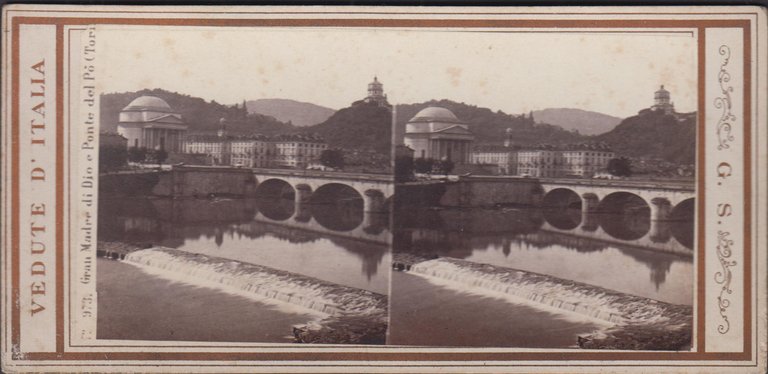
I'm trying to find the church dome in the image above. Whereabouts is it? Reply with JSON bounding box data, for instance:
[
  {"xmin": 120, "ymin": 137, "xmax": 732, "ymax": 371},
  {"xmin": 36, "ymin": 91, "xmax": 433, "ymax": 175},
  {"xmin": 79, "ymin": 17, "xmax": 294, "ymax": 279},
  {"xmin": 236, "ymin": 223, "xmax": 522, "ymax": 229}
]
[
  {"xmin": 409, "ymin": 107, "xmax": 461, "ymax": 123},
  {"xmin": 122, "ymin": 96, "xmax": 173, "ymax": 112}
]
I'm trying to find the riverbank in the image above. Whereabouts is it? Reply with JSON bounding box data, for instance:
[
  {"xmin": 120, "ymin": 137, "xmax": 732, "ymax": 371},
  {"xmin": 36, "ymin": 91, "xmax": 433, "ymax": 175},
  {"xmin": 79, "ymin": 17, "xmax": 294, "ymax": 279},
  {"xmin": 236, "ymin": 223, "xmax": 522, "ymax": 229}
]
[{"xmin": 392, "ymin": 252, "xmax": 692, "ymax": 350}]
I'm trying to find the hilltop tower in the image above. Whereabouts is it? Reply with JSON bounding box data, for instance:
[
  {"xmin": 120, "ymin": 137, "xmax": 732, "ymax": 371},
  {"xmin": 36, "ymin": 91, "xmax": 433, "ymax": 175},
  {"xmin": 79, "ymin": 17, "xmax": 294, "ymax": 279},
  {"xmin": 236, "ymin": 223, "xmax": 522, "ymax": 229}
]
[
  {"xmin": 651, "ymin": 85, "xmax": 675, "ymax": 115},
  {"xmin": 365, "ymin": 76, "xmax": 389, "ymax": 107}
]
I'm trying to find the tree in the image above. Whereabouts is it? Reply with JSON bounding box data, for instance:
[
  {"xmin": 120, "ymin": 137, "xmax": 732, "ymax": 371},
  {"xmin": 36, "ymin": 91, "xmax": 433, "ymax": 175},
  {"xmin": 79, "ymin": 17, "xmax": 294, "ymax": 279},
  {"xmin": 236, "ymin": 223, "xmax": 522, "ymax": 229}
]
[
  {"xmin": 394, "ymin": 155, "xmax": 414, "ymax": 182},
  {"xmin": 413, "ymin": 158, "xmax": 434, "ymax": 174},
  {"xmin": 320, "ymin": 149, "xmax": 345, "ymax": 169},
  {"xmin": 435, "ymin": 159, "xmax": 455, "ymax": 175},
  {"xmin": 99, "ymin": 145, "xmax": 127, "ymax": 172},
  {"xmin": 127, "ymin": 146, "xmax": 147, "ymax": 163},
  {"xmin": 607, "ymin": 157, "xmax": 633, "ymax": 177},
  {"xmin": 155, "ymin": 149, "xmax": 169, "ymax": 166}
]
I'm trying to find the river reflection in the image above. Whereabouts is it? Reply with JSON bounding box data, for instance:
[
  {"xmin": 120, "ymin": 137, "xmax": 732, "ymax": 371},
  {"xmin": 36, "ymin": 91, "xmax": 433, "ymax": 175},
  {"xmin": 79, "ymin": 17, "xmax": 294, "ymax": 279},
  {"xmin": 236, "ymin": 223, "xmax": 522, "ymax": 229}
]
[
  {"xmin": 99, "ymin": 197, "xmax": 391, "ymax": 294},
  {"xmin": 394, "ymin": 206, "xmax": 694, "ymax": 305}
]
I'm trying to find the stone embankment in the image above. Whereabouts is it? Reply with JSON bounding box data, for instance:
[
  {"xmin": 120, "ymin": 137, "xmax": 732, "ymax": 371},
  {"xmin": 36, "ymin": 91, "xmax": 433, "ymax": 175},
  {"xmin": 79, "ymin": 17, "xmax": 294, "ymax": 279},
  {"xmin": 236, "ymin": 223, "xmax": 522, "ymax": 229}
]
[
  {"xmin": 393, "ymin": 252, "xmax": 692, "ymax": 350},
  {"xmin": 99, "ymin": 243, "xmax": 387, "ymax": 344}
]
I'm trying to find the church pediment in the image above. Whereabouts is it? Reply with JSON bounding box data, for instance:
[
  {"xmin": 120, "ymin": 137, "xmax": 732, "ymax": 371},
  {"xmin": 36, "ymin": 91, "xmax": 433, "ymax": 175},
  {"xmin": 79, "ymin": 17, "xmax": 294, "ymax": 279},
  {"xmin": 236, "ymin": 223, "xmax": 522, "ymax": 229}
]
[
  {"xmin": 433, "ymin": 125, "xmax": 472, "ymax": 135},
  {"xmin": 146, "ymin": 113, "xmax": 183, "ymax": 124}
]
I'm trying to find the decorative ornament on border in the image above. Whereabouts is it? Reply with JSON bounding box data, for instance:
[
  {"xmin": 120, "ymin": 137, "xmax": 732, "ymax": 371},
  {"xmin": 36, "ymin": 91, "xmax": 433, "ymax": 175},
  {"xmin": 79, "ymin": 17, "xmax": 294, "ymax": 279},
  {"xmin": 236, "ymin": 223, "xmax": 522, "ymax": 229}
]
[
  {"xmin": 714, "ymin": 45, "xmax": 735, "ymax": 150},
  {"xmin": 712, "ymin": 43, "xmax": 737, "ymax": 335}
]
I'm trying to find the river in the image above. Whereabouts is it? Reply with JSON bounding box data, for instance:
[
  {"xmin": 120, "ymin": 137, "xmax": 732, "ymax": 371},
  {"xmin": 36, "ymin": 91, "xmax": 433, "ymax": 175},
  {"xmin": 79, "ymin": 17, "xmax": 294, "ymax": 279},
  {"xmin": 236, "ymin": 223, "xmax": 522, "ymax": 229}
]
[{"xmin": 96, "ymin": 195, "xmax": 693, "ymax": 348}]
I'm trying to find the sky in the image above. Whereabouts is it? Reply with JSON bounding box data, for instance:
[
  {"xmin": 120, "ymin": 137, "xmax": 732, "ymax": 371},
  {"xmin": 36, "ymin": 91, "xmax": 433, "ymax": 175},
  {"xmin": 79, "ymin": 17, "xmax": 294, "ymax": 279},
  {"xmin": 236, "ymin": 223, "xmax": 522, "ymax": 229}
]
[{"xmin": 98, "ymin": 26, "xmax": 697, "ymax": 119}]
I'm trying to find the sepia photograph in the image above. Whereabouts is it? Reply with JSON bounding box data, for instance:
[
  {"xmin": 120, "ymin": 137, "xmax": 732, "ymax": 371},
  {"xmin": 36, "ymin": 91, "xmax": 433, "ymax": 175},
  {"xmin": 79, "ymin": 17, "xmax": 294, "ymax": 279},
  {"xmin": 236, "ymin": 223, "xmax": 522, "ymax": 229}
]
[
  {"xmin": 3, "ymin": 5, "xmax": 767, "ymax": 373},
  {"xmin": 91, "ymin": 26, "xmax": 696, "ymax": 349}
]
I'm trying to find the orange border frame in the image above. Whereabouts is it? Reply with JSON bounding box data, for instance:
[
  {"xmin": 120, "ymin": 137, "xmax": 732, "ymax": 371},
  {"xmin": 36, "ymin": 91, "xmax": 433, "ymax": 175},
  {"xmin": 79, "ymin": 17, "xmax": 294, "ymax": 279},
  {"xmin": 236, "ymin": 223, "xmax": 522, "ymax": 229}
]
[{"xmin": 6, "ymin": 14, "xmax": 755, "ymax": 363}]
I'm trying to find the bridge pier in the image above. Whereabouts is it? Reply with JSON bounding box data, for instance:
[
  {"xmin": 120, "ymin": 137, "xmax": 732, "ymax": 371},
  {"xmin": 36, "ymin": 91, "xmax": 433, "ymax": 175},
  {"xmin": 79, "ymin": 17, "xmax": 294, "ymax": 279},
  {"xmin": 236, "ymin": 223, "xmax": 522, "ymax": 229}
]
[
  {"xmin": 581, "ymin": 193, "xmax": 600, "ymax": 232},
  {"xmin": 362, "ymin": 211, "xmax": 388, "ymax": 235},
  {"xmin": 294, "ymin": 184, "xmax": 312, "ymax": 204},
  {"xmin": 649, "ymin": 197, "xmax": 673, "ymax": 242},
  {"xmin": 293, "ymin": 201, "xmax": 312, "ymax": 223},
  {"xmin": 363, "ymin": 190, "xmax": 388, "ymax": 213}
]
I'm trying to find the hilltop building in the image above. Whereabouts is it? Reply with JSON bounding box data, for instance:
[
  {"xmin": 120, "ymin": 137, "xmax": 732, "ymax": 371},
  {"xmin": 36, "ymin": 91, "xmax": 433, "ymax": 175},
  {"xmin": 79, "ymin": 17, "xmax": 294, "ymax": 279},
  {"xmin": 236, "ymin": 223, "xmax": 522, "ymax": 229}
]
[
  {"xmin": 116, "ymin": 96, "xmax": 188, "ymax": 153},
  {"xmin": 651, "ymin": 85, "xmax": 675, "ymax": 115},
  {"xmin": 363, "ymin": 76, "xmax": 390, "ymax": 107},
  {"xmin": 404, "ymin": 107, "xmax": 475, "ymax": 164}
]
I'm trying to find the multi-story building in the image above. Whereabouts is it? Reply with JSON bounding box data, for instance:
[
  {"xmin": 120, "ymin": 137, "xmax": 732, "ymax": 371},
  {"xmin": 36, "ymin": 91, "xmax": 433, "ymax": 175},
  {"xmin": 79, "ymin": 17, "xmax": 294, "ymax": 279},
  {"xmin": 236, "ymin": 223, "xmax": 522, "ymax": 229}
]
[
  {"xmin": 271, "ymin": 134, "xmax": 328, "ymax": 168},
  {"xmin": 230, "ymin": 135, "xmax": 273, "ymax": 168},
  {"xmin": 559, "ymin": 144, "xmax": 615, "ymax": 177},
  {"xmin": 513, "ymin": 144, "xmax": 615, "ymax": 178},
  {"xmin": 470, "ymin": 145, "xmax": 518, "ymax": 175},
  {"xmin": 184, "ymin": 134, "xmax": 230, "ymax": 165},
  {"xmin": 517, "ymin": 147, "xmax": 561, "ymax": 178}
]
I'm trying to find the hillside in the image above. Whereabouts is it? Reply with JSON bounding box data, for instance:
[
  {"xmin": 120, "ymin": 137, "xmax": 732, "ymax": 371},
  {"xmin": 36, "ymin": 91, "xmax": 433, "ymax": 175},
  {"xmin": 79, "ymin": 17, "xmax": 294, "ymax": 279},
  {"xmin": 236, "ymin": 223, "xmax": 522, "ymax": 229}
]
[
  {"xmin": 532, "ymin": 108, "xmax": 622, "ymax": 136},
  {"xmin": 100, "ymin": 89, "xmax": 296, "ymax": 135},
  {"xmin": 301, "ymin": 101, "xmax": 391, "ymax": 153},
  {"xmin": 246, "ymin": 99, "xmax": 335, "ymax": 127},
  {"xmin": 595, "ymin": 110, "xmax": 696, "ymax": 164},
  {"xmin": 394, "ymin": 100, "xmax": 586, "ymax": 148}
]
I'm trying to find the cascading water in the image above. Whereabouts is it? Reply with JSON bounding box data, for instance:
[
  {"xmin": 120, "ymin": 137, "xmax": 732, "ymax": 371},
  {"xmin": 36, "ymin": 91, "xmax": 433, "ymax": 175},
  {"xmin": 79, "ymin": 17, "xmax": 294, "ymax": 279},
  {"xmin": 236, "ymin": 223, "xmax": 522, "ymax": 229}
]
[
  {"xmin": 408, "ymin": 257, "xmax": 685, "ymax": 325},
  {"xmin": 123, "ymin": 247, "xmax": 387, "ymax": 318}
]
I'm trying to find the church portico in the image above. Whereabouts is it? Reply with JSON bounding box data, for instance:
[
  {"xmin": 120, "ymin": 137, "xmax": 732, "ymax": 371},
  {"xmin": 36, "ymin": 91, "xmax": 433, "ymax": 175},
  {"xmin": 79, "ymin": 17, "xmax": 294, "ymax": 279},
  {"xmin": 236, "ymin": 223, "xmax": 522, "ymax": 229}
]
[
  {"xmin": 117, "ymin": 95, "xmax": 188, "ymax": 153},
  {"xmin": 403, "ymin": 106, "xmax": 475, "ymax": 164}
]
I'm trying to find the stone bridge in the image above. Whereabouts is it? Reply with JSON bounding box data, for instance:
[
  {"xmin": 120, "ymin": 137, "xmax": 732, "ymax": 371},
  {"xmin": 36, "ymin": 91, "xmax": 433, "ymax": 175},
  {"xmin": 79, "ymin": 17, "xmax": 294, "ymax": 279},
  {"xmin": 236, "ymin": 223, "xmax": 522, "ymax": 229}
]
[
  {"xmin": 154, "ymin": 165, "xmax": 394, "ymax": 213},
  {"xmin": 535, "ymin": 179, "xmax": 695, "ymax": 248}
]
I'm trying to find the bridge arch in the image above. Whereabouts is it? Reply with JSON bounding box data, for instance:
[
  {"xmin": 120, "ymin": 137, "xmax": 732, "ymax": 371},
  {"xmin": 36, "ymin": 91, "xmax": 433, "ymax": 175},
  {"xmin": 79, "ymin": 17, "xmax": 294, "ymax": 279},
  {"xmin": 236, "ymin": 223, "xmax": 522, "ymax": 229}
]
[
  {"xmin": 310, "ymin": 183, "xmax": 364, "ymax": 232},
  {"xmin": 255, "ymin": 178, "xmax": 295, "ymax": 199},
  {"xmin": 542, "ymin": 188, "xmax": 582, "ymax": 209},
  {"xmin": 670, "ymin": 198, "xmax": 695, "ymax": 249},
  {"xmin": 597, "ymin": 191, "xmax": 651, "ymax": 241},
  {"xmin": 542, "ymin": 188, "xmax": 582, "ymax": 230},
  {"xmin": 257, "ymin": 196, "xmax": 295, "ymax": 221}
]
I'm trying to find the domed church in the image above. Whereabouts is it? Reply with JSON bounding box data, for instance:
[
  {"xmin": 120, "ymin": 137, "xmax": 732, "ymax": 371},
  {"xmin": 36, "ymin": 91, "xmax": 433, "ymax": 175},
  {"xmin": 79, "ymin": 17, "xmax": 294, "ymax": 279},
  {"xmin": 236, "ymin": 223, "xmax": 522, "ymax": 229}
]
[
  {"xmin": 403, "ymin": 106, "xmax": 474, "ymax": 164},
  {"xmin": 116, "ymin": 95, "xmax": 188, "ymax": 153}
]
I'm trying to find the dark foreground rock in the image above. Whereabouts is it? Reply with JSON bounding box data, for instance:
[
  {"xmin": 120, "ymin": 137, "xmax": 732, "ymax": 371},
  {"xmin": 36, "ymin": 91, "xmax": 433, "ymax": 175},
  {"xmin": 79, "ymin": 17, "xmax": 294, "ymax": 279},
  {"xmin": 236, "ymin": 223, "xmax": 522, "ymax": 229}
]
[{"xmin": 293, "ymin": 315, "xmax": 388, "ymax": 345}]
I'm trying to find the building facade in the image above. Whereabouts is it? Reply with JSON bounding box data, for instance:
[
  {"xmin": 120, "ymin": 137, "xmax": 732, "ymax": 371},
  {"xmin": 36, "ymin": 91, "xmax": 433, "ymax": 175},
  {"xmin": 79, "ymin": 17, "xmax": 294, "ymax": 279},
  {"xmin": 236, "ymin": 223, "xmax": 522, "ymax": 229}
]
[
  {"xmin": 184, "ymin": 134, "xmax": 230, "ymax": 165},
  {"xmin": 404, "ymin": 107, "xmax": 475, "ymax": 164},
  {"xmin": 117, "ymin": 96, "xmax": 188, "ymax": 152},
  {"xmin": 559, "ymin": 144, "xmax": 615, "ymax": 177},
  {"xmin": 230, "ymin": 135, "xmax": 273, "ymax": 168},
  {"xmin": 470, "ymin": 145, "xmax": 518, "ymax": 175},
  {"xmin": 473, "ymin": 143, "xmax": 615, "ymax": 178},
  {"xmin": 271, "ymin": 134, "xmax": 328, "ymax": 168},
  {"xmin": 517, "ymin": 148, "xmax": 561, "ymax": 178}
]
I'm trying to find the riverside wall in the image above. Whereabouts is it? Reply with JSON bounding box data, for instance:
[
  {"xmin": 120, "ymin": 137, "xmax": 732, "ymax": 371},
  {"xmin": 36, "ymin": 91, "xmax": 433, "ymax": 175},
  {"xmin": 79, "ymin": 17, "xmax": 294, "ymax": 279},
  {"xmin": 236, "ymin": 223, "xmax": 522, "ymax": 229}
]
[
  {"xmin": 99, "ymin": 168, "xmax": 257, "ymax": 197},
  {"xmin": 438, "ymin": 177, "xmax": 540, "ymax": 207}
]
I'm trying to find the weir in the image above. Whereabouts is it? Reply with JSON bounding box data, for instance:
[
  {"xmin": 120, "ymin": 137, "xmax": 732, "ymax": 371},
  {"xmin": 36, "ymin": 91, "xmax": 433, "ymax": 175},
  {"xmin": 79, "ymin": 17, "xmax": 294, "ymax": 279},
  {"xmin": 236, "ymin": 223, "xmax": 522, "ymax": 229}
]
[
  {"xmin": 404, "ymin": 256, "xmax": 691, "ymax": 328},
  {"xmin": 123, "ymin": 248, "xmax": 388, "ymax": 318}
]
